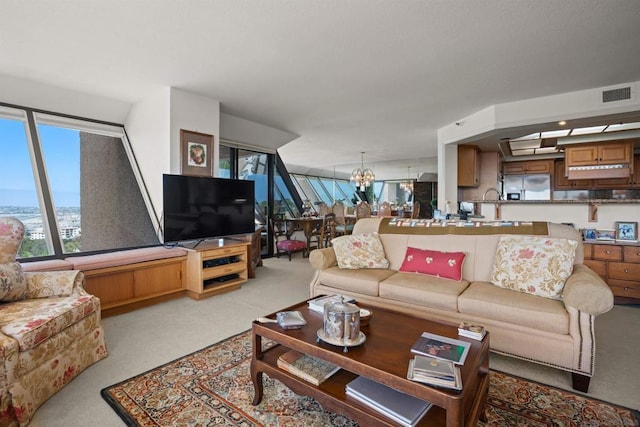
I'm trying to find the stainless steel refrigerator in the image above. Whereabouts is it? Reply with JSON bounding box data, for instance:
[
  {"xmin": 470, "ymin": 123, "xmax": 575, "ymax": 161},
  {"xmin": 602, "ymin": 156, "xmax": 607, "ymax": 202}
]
[{"xmin": 503, "ymin": 174, "xmax": 551, "ymax": 201}]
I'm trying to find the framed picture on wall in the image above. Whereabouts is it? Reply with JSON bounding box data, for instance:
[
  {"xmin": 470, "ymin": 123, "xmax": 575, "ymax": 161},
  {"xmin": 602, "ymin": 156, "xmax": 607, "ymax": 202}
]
[
  {"xmin": 180, "ymin": 129, "xmax": 214, "ymax": 177},
  {"xmin": 615, "ymin": 221, "xmax": 638, "ymax": 242}
]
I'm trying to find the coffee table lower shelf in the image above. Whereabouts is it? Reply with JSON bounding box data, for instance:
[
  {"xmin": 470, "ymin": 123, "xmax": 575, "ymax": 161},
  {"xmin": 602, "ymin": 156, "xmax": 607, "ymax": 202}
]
[{"xmin": 252, "ymin": 343, "xmax": 487, "ymax": 427}]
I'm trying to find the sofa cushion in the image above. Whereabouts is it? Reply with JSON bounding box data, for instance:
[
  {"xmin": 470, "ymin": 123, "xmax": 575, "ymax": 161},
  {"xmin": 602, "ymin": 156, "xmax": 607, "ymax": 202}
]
[
  {"xmin": 331, "ymin": 233, "xmax": 390, "ymax": 269},
  {"xmin": 490, "ymin": 235, "xmax": 577, "ymax": 299},
  {"xmin": 399, "ymin": 247, "xmax": 466, "ymax": 281},
  {"xmin": 0, "ymin": 262, "xmax": 27, "ymax": 302},
  {"xmin": 65, "ymin": 246, "xmax": 187, "ymax": 271},
  {"xmin": 0, "ymin": 295, "xmax": 99, "ymax": 351},
  {"xmin": 318, "ymin": 267, "xmax": 395, "ymax": 296},
  {"xmin": 458, "ymin": 282, "xmax": 569, "ymax": 335},
  {"xmin": 379, "ymin": 272, "xmax": 470, "ymax": 312}
]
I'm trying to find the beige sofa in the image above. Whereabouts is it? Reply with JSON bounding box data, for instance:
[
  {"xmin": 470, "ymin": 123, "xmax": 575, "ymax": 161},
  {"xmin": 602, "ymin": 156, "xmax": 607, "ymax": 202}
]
[
  {"xmin": 0, "ymin": 217, "xmax": 108, "ymax": 426},
  {"xmin": 309, "ymin": 217, "xmax": 614, "ymax": 392}
]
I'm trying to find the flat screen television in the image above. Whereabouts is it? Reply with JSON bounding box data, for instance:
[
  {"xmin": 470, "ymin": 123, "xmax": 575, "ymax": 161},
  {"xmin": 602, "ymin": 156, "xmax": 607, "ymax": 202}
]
[{"xmin": 162, "ymin": 174, "xmax": 255, "ymax": 244}]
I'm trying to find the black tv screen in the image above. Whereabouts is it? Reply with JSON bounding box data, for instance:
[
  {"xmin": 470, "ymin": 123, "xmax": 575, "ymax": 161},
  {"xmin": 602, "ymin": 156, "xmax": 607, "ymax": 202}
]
[{"xmin": 162, "ymin": 174, "xmax": 255, "ymax": 243}]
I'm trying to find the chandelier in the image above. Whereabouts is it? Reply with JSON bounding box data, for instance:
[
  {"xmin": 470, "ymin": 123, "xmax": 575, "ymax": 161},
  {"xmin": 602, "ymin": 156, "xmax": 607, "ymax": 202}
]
[
  {"xmin": 350, "ymin": 152, "xmax": 375, "ymax": 191},
  {"xmin": 400, "ymin": 166, "xmax": 414, "ymax": 194}
]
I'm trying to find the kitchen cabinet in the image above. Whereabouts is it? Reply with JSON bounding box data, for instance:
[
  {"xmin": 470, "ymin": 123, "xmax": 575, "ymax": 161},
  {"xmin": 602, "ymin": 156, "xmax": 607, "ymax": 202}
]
[
  {"xmin": 553, "ymin": 160, "xmax": 591, "ymax": 190},
  {"xmin": 458, "ymin": 145, "xmax": 480, "ymax": 187},
  {"xmin": 503, "ymin": 159, "xmax": 553, "ymax": 175},
  {"xmin": 583, "ymin": 242, "xmax": 640, "ymax": 304},
  {"xmin": 564, "ymin": 140, "xmax": 633, "ymax": 180},
  {"xmin": 592, "ymin": 155, "xmax": 640, "ymax": 189}
]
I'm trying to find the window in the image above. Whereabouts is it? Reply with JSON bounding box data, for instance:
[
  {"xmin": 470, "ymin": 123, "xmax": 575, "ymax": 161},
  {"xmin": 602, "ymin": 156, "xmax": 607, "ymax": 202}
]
[{"xmin": 0, "ymin": 105, "xmax": 159, "ymax": 259}]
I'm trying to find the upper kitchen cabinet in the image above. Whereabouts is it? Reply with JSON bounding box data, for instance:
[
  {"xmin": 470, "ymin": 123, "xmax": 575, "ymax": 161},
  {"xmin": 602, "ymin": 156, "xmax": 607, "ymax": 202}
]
[
  {"xmin": 503, "ymin": 159, "xmax": 553, "ymax": 175},
  {"xmin": 458, "ymin": 144, "xmax": 480, "ymax": 187},
  {"xmin": 564, "ymin": 140, "xmax": 634, "ymax": 180}
]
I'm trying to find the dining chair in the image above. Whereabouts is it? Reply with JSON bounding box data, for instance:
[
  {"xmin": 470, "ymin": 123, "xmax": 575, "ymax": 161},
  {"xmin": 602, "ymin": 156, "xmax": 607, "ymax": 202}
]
[
  {"xmin": 332, "ymin": 201, "xmax": 354, "ymax": 236},
  {"xmin": 378, "ymin": 201, "xmax": 392, "ymax": 217},
  {"xmin": 318, "ymin": 202, "xmax": 331, "ymax": 218},
  {"xmin": 320, "ymin": 213, "xmax": 337, "ymax": 248},
  {"xmin": 271, "ymin": 218, "xmax": 307, "ymax": 260},
  {"xmin": 411, "ymin": 201, "xmax": 421, "ymax": 219},
  {"xmin": 355, "ymin": 201, "xmax": 372, "ymax": 219}
]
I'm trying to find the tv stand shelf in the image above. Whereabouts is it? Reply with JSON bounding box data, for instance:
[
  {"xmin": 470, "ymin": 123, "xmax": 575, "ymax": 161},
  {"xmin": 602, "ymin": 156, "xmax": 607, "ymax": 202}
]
[{"xmin": 185, "ymin": 240, "xmax": 250, "ymax": 300}]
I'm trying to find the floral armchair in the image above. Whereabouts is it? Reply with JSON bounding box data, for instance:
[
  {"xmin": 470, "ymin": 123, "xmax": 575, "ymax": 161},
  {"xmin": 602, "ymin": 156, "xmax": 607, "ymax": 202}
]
[{"xmin": 0, "ymin": 217, "xmax": 107, "ymax": 426}]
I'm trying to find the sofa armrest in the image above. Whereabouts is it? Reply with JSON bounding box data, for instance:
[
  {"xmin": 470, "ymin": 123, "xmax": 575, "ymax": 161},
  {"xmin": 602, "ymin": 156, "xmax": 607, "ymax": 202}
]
[
  {"xmin": 24, "ymin": 270, "xmax": 88, "ymax": 298},
  {"xmin": 562, "ymin": 264, "xmax": 613, "ymax": 316},
  {"xmin": 309, "ymin": 248, "xmax": 337, "ymax": 270}
]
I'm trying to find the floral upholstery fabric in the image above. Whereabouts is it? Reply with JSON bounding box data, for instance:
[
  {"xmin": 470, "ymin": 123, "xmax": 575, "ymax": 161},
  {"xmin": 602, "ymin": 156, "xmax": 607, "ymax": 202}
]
[
  {"xmin": 0, "ymin": 295, "xmax": 99, "ymax": 352},
  {"xmin": 331, "ymin": 232, "xmax": 390, "ymax": 269},
  {"xmin": 490, "ymin": 235, "xmax": 578, "ymax": 299},
  {"xmin": 0, "ymin": 217, "xmax": 24, "ymax": 264},
  {"xmin": 25, "ymin": 270, "xmax": 81, "ymax": 298},
  {"xmin": 0, "ymin": 217, "xmax": 108, "ymax": 426},
  {"xmin": 0, "ymin": 263, "xmax": 27, "ymax": 302}
]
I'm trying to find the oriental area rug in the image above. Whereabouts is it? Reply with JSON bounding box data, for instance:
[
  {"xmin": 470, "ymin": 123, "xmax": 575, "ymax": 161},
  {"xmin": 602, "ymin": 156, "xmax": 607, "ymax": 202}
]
[{"xmin": 101, "ymin": 331, "xmax": 639, "ymax": 426}]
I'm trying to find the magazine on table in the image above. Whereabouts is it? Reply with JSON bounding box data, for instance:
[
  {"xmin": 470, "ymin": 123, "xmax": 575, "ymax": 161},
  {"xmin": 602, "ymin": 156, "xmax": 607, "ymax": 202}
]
[
  {"xmin": 276, "ymin": 350, "xmax": 340, "ymax": 386},
  {"xmin": 307, "ymin": 294, "xmax": 355, "ymax": 313},
  {"xmin": 407, "ymin": 355, "xmax": 462, "ymax": 391},
  {"xmin": 410, "ymin": 332, "xmax": 471, "ymax": 365},
  {"xmin": 457, "ymin": 322, "xmax": 486, "ymax": 341}
]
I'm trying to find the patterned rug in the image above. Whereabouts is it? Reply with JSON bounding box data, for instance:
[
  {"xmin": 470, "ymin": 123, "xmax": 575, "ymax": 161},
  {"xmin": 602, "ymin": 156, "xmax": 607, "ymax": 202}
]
[{"xmin": 101, "ymin": 330, "xmax": 639, "ymax": 426}]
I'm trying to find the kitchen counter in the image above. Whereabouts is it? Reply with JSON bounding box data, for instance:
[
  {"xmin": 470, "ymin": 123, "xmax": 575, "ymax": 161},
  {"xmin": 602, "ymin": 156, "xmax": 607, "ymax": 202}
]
[
  {"xmin": 471, "ymin": 199, "xmax": 640, "ymax": 228},
  {"xmin": 472, "ymin": 199, "xmax": 640, "ymax": 204}
]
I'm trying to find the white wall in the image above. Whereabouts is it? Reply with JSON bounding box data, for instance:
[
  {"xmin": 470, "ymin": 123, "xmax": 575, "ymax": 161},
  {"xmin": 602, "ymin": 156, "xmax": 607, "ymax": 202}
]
[
  {"xmin": 169, "ymin": 88, "xmax": 220, "ymax": 175},
  {"xmin": 124, "ymin": 87, "xmax": 172, "ymax": 232},
  {"xmin": 479, "ymin": 202, "xmax": 640, "ymax": 231},
  {"xmin": 220, "ymin": 113, "xmax": 299, "ymax": 152},
  {"xmin": 0, "ymin": 73, "xmax": 131, "ymax": 123}
]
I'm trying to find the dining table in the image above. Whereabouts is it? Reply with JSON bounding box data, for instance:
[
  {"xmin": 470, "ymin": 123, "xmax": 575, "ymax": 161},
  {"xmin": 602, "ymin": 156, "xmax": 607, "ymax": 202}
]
[{"xmin": 283, "ymin": 217, "xmax": 324, "ymax": 251}]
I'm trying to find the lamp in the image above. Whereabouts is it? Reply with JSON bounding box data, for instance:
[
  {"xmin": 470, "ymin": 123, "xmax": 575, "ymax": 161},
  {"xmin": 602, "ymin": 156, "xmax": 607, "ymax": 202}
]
[
  {"xmin": 400, "ymin": 166, "xmax": 413, "ymax": 194},
  {"xmin": 350, "ymin": 152, "xmax": 375, "ymax": 191}
]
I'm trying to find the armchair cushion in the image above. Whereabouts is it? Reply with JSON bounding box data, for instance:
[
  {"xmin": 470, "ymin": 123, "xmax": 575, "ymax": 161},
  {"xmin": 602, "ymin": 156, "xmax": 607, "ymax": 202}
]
[
  {"xmin": 0, "ymin": 295, "xmax": 99, "ymax": 352},
  {"xmin": 0, "ymin": 262, "xmax": 27, "ymax": 302},
  {"xmin": 25, "ymin": 270, "xmax": 83, "ymax": 298}
]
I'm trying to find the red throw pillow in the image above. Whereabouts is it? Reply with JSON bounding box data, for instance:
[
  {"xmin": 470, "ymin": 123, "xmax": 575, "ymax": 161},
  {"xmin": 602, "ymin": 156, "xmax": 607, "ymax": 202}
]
[{"xmin": 399, "ymin": 247, "xmax": 466, "ymax": 281}]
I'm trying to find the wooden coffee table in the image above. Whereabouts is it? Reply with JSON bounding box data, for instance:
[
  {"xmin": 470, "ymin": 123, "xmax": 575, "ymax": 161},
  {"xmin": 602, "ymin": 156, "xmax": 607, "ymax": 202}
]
[{"xmin": 251, "ymin": 300, "xmax": 489, "ymax": 427}]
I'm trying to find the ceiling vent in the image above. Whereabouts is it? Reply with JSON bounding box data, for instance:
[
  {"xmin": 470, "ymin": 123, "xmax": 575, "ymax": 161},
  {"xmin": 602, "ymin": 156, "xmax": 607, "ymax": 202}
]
[{"xmin": 602, "ymin": 86, "xmax": 631, "ymax": 103}]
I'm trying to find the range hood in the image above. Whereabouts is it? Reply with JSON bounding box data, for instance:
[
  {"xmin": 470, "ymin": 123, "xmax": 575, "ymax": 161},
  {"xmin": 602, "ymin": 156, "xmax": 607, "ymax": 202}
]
[{"xmin": 567, "ymin": 164, "xmax": 631, "ymax": 180}]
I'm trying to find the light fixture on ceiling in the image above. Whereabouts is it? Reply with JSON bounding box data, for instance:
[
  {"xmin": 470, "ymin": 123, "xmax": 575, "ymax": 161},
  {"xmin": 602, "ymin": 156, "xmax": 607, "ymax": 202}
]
[
  {"xmin": 558, "ymin": 120, "xmax": 567, "ymax": 126},
  {"xmin": 350, "ymin": 152, "xmax": 375, "ymax": 191},
  {"xmin": 400, "ymin": 166, "xmax": 413, "ymax": 194}
]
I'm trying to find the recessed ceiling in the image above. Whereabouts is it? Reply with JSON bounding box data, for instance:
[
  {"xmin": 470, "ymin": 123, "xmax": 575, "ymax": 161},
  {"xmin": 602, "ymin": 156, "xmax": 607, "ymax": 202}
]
[{"xmin": 1, "ymin": 0, "xmax": 639, "ymax": 179}]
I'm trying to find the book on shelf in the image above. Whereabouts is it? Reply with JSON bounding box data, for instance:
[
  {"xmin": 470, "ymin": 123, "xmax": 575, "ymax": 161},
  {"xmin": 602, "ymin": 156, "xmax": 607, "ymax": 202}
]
[
  {"xmin": 276, "ymin": 350, "xmax": 340, "ymax": 386},
  {"xmin": 457, "ymin": 322, "xmax": 486, "ymax": 341},
  {"xmin": 407, "ymin": 355, "xmax": 462, "ymax": 391},
  {"xmin": 307, "ymin": 294, "xmax": 355, "ymax": 313},
  {"xmin": 410, "ymin": 331, "xmax": 471, "ymax": 365},
  {"xmin": 345, "ymin": 376, "xmax": 432, "ymax": 427}
]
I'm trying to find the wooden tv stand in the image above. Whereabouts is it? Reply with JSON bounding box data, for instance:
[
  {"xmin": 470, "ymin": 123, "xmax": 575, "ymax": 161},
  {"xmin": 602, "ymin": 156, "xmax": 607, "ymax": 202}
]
[{"xmin": 185, "ymin": 239, "xmax": 250, "ymax": 300}]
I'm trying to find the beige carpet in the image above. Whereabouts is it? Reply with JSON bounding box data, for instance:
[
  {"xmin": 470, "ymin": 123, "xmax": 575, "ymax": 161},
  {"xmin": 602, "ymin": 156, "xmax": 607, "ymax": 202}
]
[{"xmin": 27, "ymin": 256, "xmax": 640, "ymax": 426}]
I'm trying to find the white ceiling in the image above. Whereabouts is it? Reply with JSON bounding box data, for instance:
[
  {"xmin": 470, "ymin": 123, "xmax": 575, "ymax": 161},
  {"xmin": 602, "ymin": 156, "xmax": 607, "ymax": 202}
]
[{"xmin": 1, "ymin": 0, "xmax": 640, "ymax": 180}]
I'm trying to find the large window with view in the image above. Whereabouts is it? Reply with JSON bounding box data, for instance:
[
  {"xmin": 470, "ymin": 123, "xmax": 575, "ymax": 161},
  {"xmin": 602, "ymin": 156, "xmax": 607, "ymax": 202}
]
[{"xmin": 0, "ymin": 105, "xmax": 158, "ymax": 260}]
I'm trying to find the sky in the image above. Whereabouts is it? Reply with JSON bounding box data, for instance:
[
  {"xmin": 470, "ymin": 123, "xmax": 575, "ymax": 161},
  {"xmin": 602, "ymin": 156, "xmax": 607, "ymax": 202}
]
[{"xmin": 0, "ymin": 118, "xmax": 80, "ymax": 207}]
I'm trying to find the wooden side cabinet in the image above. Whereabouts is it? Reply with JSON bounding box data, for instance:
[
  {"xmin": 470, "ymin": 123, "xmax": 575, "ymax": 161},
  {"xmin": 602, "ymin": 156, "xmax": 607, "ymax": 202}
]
[
  {"xmin": 583, "ymin": 242, "xmax": 640, "ymax": 304},
  {"xmin": 185, "ymin": 240, "xmax": 250, "ymax": 300},
  {"xmin": 503, "ymin": 159, "xmax": 553, "ymax": 175},
  {"xmin": 458, "ymin": 145, "xmax": 480, "ymax": 187}
]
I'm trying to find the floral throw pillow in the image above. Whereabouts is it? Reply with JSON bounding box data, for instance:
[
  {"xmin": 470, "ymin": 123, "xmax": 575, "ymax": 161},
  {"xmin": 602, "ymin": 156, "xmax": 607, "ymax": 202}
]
[
  {"xmin": 331, "ymin": 233, "xmax": 390, "ymax": 269},
  {"xmin": 399, "ymin": 247, "xmax": 466, "ymax": 281},
  {"xmin": 490, "ymin": 235, "xmax": 578, "ymax": 299},
  {"xmin": 0, "ymin": 262, "xmax": 27, "ymax": 302}
]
